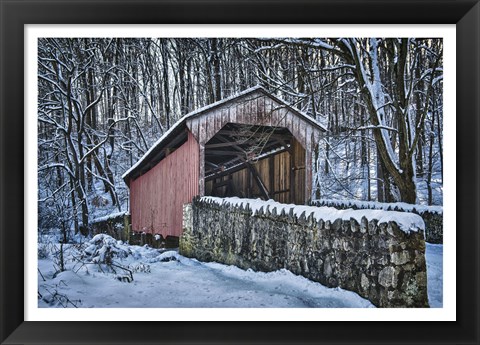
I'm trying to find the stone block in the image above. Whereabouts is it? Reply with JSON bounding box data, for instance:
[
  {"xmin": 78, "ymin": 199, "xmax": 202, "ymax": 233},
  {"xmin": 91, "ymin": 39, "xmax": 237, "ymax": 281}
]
[
  {"xmin": 332, "ymin": 219, "xmax": 343, "ymax": 231},
  {"xmin": 368, "ymin": 219, "xmax": 378, "ymax": 235},
  {"xmin": 350, "ymin": 218, "xmax": 360, "ymax": 233},
  {"xmin": 317, "ymin": 219, "xmax": 325, "ymax": 229},
  {"xmin": 360, "ymin": 273, "xmax": 370, "ymax": 292},
  {"xmin": 390, "ymin": 250, "xmax": 411, "ymax": 265},
  {"xmin": 361, "ymin": 217, "xmax": 369, "ymax": 233},
  {"xmin": 325, "ymin": 220, "xmax": 331, "ymax": 230},
  {"xmin": 342, "ymin": 220, "xmax": 351, "ymax": 234},
  {"xmin": 378, "ymin": 266, "xmax": 401, "ymax": 289}
]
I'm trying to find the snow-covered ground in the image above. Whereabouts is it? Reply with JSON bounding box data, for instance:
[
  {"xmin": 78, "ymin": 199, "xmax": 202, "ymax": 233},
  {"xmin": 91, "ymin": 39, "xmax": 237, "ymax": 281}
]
[
  {"xmin": 425, "ymin": 243, "xmax": 443, "ymax": 308},
  {"xmin": 37, "ymin": 235, "xmax": 442, "ymax": 308}
]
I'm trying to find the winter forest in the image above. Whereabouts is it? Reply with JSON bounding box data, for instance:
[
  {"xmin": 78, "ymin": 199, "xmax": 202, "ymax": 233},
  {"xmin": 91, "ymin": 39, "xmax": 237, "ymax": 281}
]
[{"xmin": 37, "ymin": 37, "xmax": 443, "ymax": 239}]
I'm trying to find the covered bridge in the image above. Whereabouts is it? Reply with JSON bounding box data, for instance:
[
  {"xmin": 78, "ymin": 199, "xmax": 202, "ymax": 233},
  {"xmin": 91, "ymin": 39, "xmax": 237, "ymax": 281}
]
[{"xmin": 123, "ymin": 86, "xmax": 326, "ymax": 240}]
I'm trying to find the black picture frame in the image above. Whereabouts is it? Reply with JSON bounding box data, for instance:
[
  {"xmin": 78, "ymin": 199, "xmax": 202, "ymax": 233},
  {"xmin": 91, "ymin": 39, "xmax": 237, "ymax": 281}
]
[{"xmin": 1, "ymin": 0, "xmax": 479, "ymax": 344}]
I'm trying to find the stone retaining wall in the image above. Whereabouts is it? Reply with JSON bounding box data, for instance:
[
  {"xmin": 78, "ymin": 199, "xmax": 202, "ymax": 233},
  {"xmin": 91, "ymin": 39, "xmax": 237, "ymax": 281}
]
[
  {"xmin": 90, "ymin": 212, "xmax": 130, "ymax": 242},
  {"xmin": 180, "ymin": 197, "xmax": 429, "ymax": 308},
  {"xmin": 90, "ymin": 213, "xmax": 179, "ymax": 248},
  {"xmin": 310, "ymin": 199, "xmax": 443, "ymax": 244}
]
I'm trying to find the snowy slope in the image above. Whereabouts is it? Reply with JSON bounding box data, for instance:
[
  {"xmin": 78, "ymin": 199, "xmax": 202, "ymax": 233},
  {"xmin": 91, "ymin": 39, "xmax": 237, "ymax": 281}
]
[{"xmin": 37, "ymin": 237, "xmax": 442, "ymax": 309}]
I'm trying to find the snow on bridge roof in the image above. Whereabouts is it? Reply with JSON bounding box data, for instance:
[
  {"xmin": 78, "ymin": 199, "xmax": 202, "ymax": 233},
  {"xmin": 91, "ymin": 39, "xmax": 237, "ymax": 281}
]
[{"xmin": 122, "ymin": 85, "xmax": 327, "ymax": 182}]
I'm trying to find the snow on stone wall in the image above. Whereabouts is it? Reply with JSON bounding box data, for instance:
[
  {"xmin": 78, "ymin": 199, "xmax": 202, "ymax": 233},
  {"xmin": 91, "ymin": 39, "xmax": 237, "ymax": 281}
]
[
  {"xmin": 310, "ymin": 199, "xmax": 443, "ymax": 244},
  {"xmin": 180, "ymin": 197, "xmax": 429, "ymax": 308},
  {"xmin": 90, "ymin": 212, "xmax": 179, "ymax": 248},
  {"xmin": 90, "ymin": 212, "xmax": 129, "ymax": 242}
]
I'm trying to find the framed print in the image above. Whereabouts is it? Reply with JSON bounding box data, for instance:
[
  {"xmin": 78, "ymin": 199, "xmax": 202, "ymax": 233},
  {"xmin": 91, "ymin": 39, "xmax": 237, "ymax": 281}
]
[{"xmin": 1, "ymin": 0, "xmax": 479, "ymax": 344}]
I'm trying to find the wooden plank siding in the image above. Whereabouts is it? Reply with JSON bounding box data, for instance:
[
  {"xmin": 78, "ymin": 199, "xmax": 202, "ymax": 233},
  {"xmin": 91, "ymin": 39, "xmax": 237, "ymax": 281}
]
[
  {"xmin": 186, "ymin": 91, "xmax": 323, "ymax": 148},
  {"xmin": 129, "ymin": 131, "xmax": 199, "ymax": 238}
]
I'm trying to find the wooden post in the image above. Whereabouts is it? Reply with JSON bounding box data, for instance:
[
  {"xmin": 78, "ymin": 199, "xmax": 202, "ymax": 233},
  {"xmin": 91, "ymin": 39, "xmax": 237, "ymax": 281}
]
[
  {"xmin": 123, "ymin": 214, "xmax": 131, "ymax": 243},
  {"xmin": 199, "ymin": 144, "xmax": 205, "ymax": 196},
  {"xmin": 247, "ymin": 166, "xmax": 251, "ymax": 198},
  {"xmin": 247, "ymin": 163, "xmax": 270, "ymax": 200},
  {"xmin": 269, "ymin": 156, "xmax": 275, "ymax": 199},
  {"xmin": 305, "ymin": 141, "xmax": 313, "ymax": 204},
  {"xmin": 289, "ymin": 141, "xmax": 295, "ymax": 204}
]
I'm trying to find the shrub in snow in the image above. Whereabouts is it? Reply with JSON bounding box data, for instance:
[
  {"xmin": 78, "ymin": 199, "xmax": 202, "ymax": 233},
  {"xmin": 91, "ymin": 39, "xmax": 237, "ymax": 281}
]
[
  {"xmin": 115, "ymin": 274, "xmax": 133, "ymax": 283},
  {"xmin": 80, "ymin": 234, "xmax": 134, "ymax": 281},
  {"xmin": 128, "ymin": 262, "xmax": 151, "ymax": 273},
  {"xmin": 83, "ymin": 234, "xmax": 131, "ymax": 264},
  {"xmin": 38, "ymin": 243, "xmax": 51, "ymax": 259}
]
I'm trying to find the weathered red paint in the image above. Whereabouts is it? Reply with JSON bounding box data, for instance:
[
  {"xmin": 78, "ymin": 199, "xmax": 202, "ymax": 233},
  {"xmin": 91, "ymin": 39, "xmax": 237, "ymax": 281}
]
[{"xmin": 129, "ymin": 131, "xmax": 199, "ymax": 238}]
